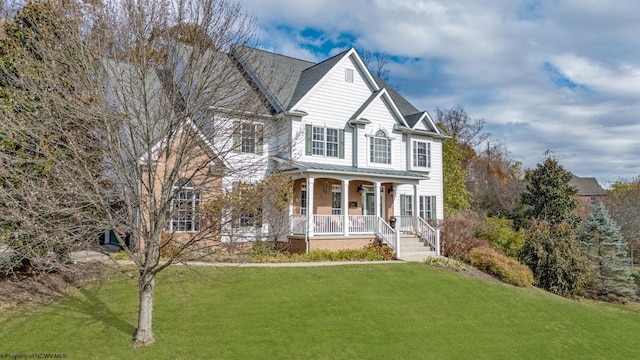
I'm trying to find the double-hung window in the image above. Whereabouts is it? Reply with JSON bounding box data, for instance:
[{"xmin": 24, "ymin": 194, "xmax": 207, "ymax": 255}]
[
  {"xmin": 305, "ymin": 125, "xmax": 344, "ymax": 158},
  {"xmin": 400, "ymin": 194, "xmax": 413, "ymax": 217},
  {"xmin": 167, "ymin": 180, "xmax": 201, "ymax": 232},
  {"xmin": 233, "ymin": 121, "xmax": 263, "ymax": 155},
  {"xmin": 413, "ymin": 141, "xmax": 431, "ymax": 168},
  {"xmin": 370, "ymin": 130, "xmax": 391, "ymax": 164},
  {"xmin": 419, "ymin": 195, "xmax": 437, "ymax": 220}
]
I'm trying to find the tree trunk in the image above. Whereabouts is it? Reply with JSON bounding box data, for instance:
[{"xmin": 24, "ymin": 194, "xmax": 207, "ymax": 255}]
[{"xmin": 134, "ymin": 271, "xmax": 156, "ymax": 346}]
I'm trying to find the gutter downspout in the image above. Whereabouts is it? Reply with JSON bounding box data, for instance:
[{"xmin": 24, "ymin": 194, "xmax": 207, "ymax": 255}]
[
  {"xmin": 347, "ymin": 121, "xmax": 358, "ymax": 168},
  {"xmin": 305, "ymin": 173, "xmax": 310, "ymax": 253}
]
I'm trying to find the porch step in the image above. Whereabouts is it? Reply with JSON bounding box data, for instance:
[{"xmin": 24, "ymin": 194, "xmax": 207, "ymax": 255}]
[{"xmin": 397, "ymin": 234, "xmax": 438, "ymax": 262}]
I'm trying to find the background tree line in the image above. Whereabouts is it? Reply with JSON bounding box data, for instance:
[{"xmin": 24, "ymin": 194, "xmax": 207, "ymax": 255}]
[{"xmin": 437, "ymin": 105, "xmax": 638, "ymax": 302}]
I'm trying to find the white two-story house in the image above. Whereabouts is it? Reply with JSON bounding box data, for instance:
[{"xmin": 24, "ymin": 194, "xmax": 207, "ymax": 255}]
[
  {"xmin": 221, "ymin": 46, "xmax": 446, "ymax": 258},
  {"xmin": 104, "ymin": 43, "xmax": 445, "ymax": 259}
]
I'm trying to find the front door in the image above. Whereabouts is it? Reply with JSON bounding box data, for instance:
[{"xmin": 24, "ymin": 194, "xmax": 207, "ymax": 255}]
[
  {"xmin": 362, "ymin": 186, "xmax": 386, "ymax": 218},
  {"xmin": 364, "ymin": 192, "xmax": 375, "ymax": 215}
]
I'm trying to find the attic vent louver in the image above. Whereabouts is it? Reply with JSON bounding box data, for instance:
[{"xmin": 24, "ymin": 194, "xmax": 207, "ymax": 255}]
[{"xmin": 345, "ymin": 68, "xmax": 354, "ymax": 82}]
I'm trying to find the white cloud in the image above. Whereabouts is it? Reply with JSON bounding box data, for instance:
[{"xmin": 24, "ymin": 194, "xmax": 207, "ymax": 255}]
[{"xmin": 236, "ymin": 0, "xmax": 640, "ymax": 183}]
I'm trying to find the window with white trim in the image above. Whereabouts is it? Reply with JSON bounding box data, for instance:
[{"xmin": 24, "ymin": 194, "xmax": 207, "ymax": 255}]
[
  {"xmin": 331, "ymin": 185, "xmax": 342, "ymax": 215},
  {"xmin": 419, "ymin": 195, "xmax": 437, "ymax": 220},
  {"xmin": 412, "ymin": 140, "xmax": 431, "ymax": 168},
  {"xmin": 370, "ymin": 130, "xmax": 391, "ymax": 164},
  {"xmin": 400, "ymin": 194, "xmax": 413, "ymax": 216},
  {"xmin": 233, "ymin": 121, "xmax": 263, "ymax": 155},
  {"xmin": 305, "ymin": 125, "xmax": 344, "ymax": 158},
  {"xmin": 300, "ymin": 183, "xmax": 307, "ymax": 215},
  {"xmin": 167, "ymin": 179, "xmax": 201, "ymax": 232}
]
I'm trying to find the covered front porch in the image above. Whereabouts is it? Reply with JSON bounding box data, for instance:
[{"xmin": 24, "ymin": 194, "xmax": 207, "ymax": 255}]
[{"xmin": 281, "ymin": 162, "xmax": 440, "ymax": 257}]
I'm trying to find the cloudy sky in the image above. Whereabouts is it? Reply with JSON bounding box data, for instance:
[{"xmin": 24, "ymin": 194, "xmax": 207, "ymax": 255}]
[{"xmin": 237, "ymin": 0, "xmax": 640, "ymax": 186}]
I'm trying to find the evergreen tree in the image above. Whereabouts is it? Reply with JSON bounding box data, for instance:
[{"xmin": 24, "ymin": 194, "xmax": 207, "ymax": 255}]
[
  {"xmin": 519, "ymin": 220, "xmax": 586, "ymax": 297},
  {"xmin": 578, "ymin": 204, "xmax": 637, "ymax": 300},
  {"xmin": 522, "ymin": 153, "xmax": 579, "ymax": 226}
]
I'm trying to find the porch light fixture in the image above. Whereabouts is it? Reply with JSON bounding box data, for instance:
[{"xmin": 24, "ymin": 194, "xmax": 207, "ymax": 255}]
[
  {"xmin": 387, "ymin": 185, "xmax": 394, "ymax": 196},
  {"xmin": 357, "ymin": 185, "xmax": 364, "ymax": 194}
]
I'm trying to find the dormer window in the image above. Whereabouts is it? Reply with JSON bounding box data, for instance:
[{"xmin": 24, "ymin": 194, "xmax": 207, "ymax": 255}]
[{"xmin": 345, "ymin": 68, "xmax": 354, "ymax": 82}]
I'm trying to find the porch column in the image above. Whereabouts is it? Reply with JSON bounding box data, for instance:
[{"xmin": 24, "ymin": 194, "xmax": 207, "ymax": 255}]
[
  {"xmin": 374, "ymin": 181, "xmax": 381, "ymax": 233},
  {"xmin": 307, "ymin": 177, "xmax": 315, "ymax": 237},
  {"xmin": 342, "ymin": 179, "xmax": 349, "ymax": 236},
  {"xmin": 413, "ymin": 184, "xmax": 419, "ymax": 230}
]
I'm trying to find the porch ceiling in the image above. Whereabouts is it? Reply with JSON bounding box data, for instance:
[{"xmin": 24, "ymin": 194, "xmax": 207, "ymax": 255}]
[{"xmin": 278, "ymin": 160, "xmax": 429, "ymax": 183}]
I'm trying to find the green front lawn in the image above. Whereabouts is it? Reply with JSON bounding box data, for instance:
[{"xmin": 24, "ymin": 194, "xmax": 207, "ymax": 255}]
[{"xmin": 2, "ymin": 263, "xmax": 640, "ymax": 359}]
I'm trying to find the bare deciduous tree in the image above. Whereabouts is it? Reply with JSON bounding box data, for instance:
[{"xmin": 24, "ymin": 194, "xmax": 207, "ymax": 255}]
[
  {"xmin": 436, "ymin": 105, "xmax": 489, "ymax": 150},
  {"xmin": 359, "ymin": 48, "xmax": 392, "ymax": 81},
  {"xmin": 0, "ymin": 0, "xmax": 283, "ymax": 347}
]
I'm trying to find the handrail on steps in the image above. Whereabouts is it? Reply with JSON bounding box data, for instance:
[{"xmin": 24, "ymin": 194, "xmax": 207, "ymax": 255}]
[
  {"xmin": 416, "ymin": 217, "xmax": 440, "ymax": 256},
  {"xmin": 375, "ymin": 216, "xmax": 400, "ymax": 258}
]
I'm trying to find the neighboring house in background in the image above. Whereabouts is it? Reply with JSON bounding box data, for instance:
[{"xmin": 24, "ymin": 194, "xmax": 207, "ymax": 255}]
[
  {"xmin": 103, "ymin": 44, "xmax": 445, "ymax": 260},
  {"xmin": 569, "ymin": 175, "xmax": 606, "ymax": 210}
]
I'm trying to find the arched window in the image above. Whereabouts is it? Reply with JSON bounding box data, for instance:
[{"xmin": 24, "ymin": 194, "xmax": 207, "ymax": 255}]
[
  {"xmin": 167, "ymin": 179, "xmax": 201, "ymax": 232},
  {"xmin": 370, "ymin": 130, "xmax": 391, "ymax": 164}
]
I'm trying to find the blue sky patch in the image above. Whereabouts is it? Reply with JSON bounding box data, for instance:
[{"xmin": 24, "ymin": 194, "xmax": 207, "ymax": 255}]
[{"xmin": 543, "ymin": 61, "xmax": 586, "ymax": 90}]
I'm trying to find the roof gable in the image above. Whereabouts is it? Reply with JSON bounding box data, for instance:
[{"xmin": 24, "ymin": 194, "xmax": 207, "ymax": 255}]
[
  {"xmin": 569, "ymin": 175, "xmax": 606, "ymax": 196},
  {"xmin": 350, "ymin": 88, "xmax": 408, "ymax": 127},
  {"xmin": 288, "ymin": 48, "xmax": 381, "ymax": 111}
]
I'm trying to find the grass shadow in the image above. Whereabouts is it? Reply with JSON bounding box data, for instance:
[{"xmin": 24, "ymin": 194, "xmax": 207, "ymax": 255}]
[{"xmin": 49, "ymin": 274, "xmax": 137, "ymax": 337}]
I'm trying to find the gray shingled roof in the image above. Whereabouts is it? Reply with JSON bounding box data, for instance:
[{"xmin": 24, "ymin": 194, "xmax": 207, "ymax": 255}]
[
  {"xmin": 569, "ymin": 175, "xmax": 606, "ymax": 196},
  {"xmin": 374, "ymin": 78, "xmax": 419, "ymax": 116},
  {"xmin": 404, "ymin": 112, "xmax": 425, "ymax": 128},
  {"xmin": 233, "ymin": 46, "xmax": 427, "ymax": 122},
  {"xmin": 231, "ymin": 46, "xmax": 316, "ymax": 112},
  {"xmin": 287, "ymin": 49, "xmax": 350, "ymax": 109},
  {"xmin": 280, "ymin": 161, "xmax": 429, "ymax": 180}
]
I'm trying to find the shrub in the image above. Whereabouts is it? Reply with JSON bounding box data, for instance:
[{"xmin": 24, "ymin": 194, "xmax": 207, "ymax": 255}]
[
  {"xmin": 440, "ymin": 216, "xmax": 486, "ymax": 260},
  {"xmin": 475, "ymin": 217, "xmax": 525, "ymax": 258},
  {"xmin": 250, "ymin": 239, "xmax": 278, "ymax": 257},
  {"xmin": 466, "ymin": 247, "xmax": 534, "ymax": 287},
  {"xmin": 424, "ymin": 256, "xmax": 470, "ymax": 272},
  {"xmin": 364, "ymin": 242, "xmax": 396, "ymax": 261}
]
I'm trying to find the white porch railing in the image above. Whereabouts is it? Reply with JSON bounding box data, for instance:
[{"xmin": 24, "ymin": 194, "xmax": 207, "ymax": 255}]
[
  {"xmin": 375, "ymin": 217, "xmax": 399, "ymax": 256},
  {"xmin": 416, "ymin": 217, "xmax": 440, "ymax": 256},
  {"xmin": 349, "ymin": 215, "xmax": 376, "ymax": 234},
  {"xmin": 314, "ymin": 215, "xmax": 344, "ymax": 234},
  {"xmin": 396, "ymin": 215, "xmax": 414, "ymax": 233},
  {"xmin": 289, "ymin": 214, "xmax": 441, "ymax": 257}
]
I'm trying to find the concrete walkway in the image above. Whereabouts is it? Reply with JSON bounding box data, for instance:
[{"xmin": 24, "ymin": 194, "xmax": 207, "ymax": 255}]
[{"xmin": 69, "ymin": 250, "xmax": 414, "ymax": 267}]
